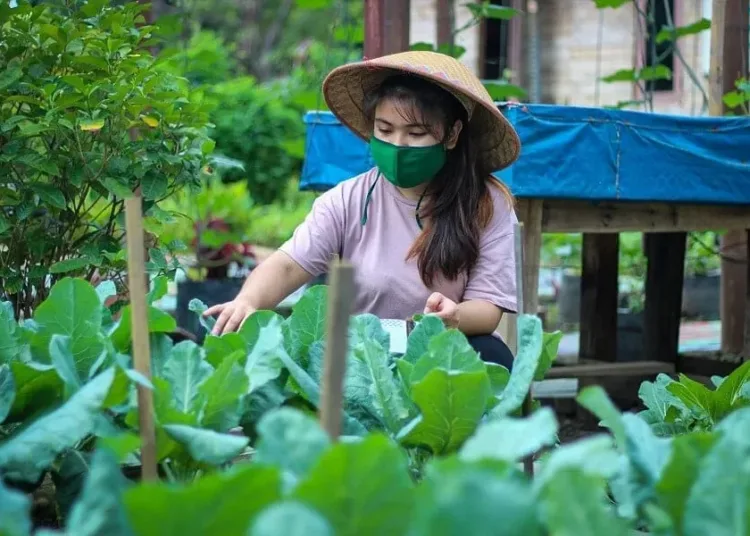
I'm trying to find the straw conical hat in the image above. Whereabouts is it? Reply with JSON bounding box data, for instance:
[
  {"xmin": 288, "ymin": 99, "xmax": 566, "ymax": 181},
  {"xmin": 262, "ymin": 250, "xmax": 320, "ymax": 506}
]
[{"xmin": 322, "ymin": 50, "xmax": 521, "ymax": 171}]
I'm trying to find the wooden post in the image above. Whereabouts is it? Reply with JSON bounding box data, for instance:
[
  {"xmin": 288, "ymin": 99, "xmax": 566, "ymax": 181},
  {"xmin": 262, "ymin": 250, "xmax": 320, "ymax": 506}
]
[
  {"xmin": 513, "ymin": 222, "xmax": 534, "ymax": 477},
  {"xmin": 319, "ymin": 260, "xmax": 356, "ymax": 440},
  {"xmin": 580, "ymin": 234, "xmax": 619, "ymax": 362},
  {"xmin": 124, "ymin": 190, "xmax": 157, "ymax": 481},
  {"xmin": 364, "ymin": 0, "xmax": 385, "ymax": 59},
  {"xmin": 436, "ymin": 0, "xmax": 454, "ymax": 48},
  {"xmin": 383, "ymin": 0, "xmax": 411, "ymax": 54},
  {"xmin": 714, "ymin": 0, "xmax": 749, "ymax": 355},
  {"xmin": 643, "ymin": 233, "xmax": 687, "ymax": 364}
]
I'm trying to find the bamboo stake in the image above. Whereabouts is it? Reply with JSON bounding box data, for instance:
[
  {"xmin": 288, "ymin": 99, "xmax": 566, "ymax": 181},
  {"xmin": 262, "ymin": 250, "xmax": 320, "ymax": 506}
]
[
  {"xmin": 514, "ymin": 222, "xmax": 534, "ymax": 477},
  {"xmin": 319, "ymin": 260, "xmax": 356, "ymax": 440},
  {"xmin": 124, "ymin": 189, "xmax": 157, "ymax": 481}
]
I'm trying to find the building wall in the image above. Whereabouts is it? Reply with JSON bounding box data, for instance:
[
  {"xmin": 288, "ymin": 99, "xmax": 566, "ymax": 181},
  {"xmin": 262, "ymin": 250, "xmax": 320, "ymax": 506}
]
[{"xmin": 409, "ymin": 0, "xmax": 712, "ymax": 116}]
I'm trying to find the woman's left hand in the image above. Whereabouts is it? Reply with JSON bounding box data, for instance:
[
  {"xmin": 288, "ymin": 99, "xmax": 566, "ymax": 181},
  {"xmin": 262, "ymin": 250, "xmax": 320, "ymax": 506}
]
[{"xmin": 424, "ymin": 292, "xmax": 460, "ymax": 329}]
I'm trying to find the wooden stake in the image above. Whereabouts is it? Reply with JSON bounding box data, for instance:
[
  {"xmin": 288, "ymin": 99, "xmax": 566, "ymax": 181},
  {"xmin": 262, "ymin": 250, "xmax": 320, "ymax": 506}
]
[
  {"xmin": 124, "ymin": 190, "xmax": 157, "ymax": 481},
  {"xmin": 319, "ymin": 260, "xmax": 356, "ymax": 440},
  {"xmin": 514, "ymin": 223, "xmax": 534, "ymax": 477}
]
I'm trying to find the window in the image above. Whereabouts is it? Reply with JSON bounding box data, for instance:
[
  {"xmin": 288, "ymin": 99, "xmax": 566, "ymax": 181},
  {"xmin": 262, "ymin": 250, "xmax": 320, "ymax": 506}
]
[
  {"xmin": 482, "ymin": 0, "xmax": 512, "ymax": 79},
  {"xmin": 643, "ymin": 0, "xmax": 675, "ymax": 92}
]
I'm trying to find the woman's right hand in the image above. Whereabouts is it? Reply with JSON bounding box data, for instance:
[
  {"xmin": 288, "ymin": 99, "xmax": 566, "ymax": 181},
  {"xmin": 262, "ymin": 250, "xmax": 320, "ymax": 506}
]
[{"xmin": 203, "ymin": 295, "xmax": 257, "ymax": 336}]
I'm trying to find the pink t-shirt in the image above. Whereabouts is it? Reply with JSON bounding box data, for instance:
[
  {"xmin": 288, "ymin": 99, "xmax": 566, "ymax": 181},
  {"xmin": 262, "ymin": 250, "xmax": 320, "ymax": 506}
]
[{"xmin": 280, "ymin": 167, "xmax": 518, "ymax": 320}]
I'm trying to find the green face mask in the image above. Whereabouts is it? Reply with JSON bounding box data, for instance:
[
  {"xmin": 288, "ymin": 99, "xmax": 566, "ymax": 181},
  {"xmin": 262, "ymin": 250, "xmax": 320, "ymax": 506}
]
[{"xmin": 369, "ymin": 136, "xmax": 447, "ymax": 189}]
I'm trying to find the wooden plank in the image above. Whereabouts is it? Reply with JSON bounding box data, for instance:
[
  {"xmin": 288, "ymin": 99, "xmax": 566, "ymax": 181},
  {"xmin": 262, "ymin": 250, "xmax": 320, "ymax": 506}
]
[
  {"xmin": 535, "ymin": 200, "xmax": 749, "ymax": 233},
  {"xmin": 531, "ymin": 378, "xmax": 579, "ymax": 399},
  {"xmin": 678, "ymin": 354, "xmax": 743, "ymax": 378},
  {"xmin": 319, "ymin": 261, "xmax": 356, "ymax": 440},
  {"xmin": 580, "ymin": 234, "xmax": 619, "ymax": 362},
  {"xmin": 546, "ymin": 360, "xmax": 675, "ymax": 379},
  {"xmin": 643, "ymin": 233, "xmax": 686, "ymax": 364}
]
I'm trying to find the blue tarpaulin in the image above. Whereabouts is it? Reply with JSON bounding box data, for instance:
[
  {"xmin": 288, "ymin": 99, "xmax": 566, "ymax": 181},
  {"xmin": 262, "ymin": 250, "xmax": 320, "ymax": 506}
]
[{"xmin": 300, "ymin": 103, "xmax": 750, "ymax": 205}]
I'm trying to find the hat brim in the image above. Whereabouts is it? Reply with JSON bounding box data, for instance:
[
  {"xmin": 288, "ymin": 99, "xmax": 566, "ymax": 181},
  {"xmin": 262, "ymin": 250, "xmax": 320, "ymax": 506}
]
[{"xmin": 322, "ymin": 53, "xmax": 521, "ymax": 172}]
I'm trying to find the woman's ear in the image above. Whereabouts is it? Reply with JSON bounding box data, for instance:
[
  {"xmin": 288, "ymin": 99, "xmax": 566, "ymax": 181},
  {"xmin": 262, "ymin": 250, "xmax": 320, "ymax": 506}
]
[{"xmin": 445, "ymin": 120, "xmax": 463, "ymax": 150}]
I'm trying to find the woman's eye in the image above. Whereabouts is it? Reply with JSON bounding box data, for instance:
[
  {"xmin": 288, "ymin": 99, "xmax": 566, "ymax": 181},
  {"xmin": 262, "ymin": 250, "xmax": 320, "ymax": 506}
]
[
  {"xmin": 377, "ymin": 128, "xmax": 392, "ymax": 135},
  {"xmin": 410, "ymin": 132, "xmax": 427, "ymax": 138}
]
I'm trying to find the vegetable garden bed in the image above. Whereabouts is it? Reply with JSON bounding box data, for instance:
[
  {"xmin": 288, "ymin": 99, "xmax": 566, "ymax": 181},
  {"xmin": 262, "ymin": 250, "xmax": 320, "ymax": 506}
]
[{"xmin": 2, "ymin": 276, "xmax": 750, "ymax": 535}]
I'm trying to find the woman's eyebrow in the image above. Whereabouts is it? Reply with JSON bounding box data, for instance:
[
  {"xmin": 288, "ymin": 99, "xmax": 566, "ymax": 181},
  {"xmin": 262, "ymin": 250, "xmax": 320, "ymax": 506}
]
[{"xmin": 375, "ymin": 117, "xmax": 427, "ymax": 128}]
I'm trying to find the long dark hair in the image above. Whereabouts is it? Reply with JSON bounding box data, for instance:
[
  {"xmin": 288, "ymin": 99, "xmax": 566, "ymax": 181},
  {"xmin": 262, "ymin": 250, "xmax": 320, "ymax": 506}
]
[{"xmin": 363, "ymin": 74, "xmax": 514, "ymax": 287}]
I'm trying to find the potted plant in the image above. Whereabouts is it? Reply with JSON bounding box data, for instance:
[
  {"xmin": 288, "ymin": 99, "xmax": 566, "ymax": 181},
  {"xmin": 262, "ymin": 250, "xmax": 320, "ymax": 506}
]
[{"xmin": 682, "ymin": 232, "xmax": 721, "ymax": 320}]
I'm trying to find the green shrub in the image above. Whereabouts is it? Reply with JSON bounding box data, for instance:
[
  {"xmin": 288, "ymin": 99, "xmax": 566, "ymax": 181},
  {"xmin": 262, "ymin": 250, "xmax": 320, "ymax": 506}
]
[
  {"xmin": 204, "ymin": 77, "xmax": 305, "ymax": 205},
  {"xmin": 0, "ymin": 0, "xmax": 213, "ymax": 316}
]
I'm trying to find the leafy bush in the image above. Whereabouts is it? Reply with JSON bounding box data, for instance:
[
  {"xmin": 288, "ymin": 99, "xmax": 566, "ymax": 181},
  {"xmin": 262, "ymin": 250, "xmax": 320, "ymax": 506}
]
[
  {"xmin": 203, "ymin": 76, "xmax": 305, "ymax": 205},
  {"xmin": 0, "ymin": 1, "xmax": 213, "ymax": 316}
]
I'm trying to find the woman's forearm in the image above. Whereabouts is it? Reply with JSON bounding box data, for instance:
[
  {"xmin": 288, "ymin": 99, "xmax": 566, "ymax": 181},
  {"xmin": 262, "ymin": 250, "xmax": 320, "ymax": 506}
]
[
  {"xmin": 456, "ymin": 299, "xmax": 503, "ymax": 336},
  {"xmin": 238, "ymin": 250, "xmax": 313, "ymax": 310}
]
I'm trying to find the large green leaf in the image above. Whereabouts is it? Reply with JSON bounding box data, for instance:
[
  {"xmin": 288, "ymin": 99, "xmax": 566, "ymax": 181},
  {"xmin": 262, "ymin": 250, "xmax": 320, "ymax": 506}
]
[
  {"xmin": 535, "ymin": 330, "xmax": 562, "ymax": 380},
  {"xmin": 162, "ymin": 424, "xmax": 249, "ymax": 465},
  {"xmin": 0, "ymin": 364, "xmax": 15, "ymax": 423},
  {"xmin": 638, "ymin": 373, "xmax": 688, "ymax": 423},
  {"xmin": 655, "ymin": 18, "xmax": 711, "ymax": 44},
  {"xmin": 203, "ymin": 332, "xmax": 246, "ymax": 369},
  {"xmin": 31, "ymin": 277, "xmax": 103, "ymax": 374},
  {"xmin": 682, "ymin": 419, "xmax": 750, "ymax": 536},
  {"xmin": 490, "ymin": 314, "xmax": 543, "ymax": 417},
  {"xmin": 49, "ymin": 334, "xmax": 83, "ymax": 392},
  {"xmin": 162, "ymin": 341, "xmax": 213, "ymax": 415},
  {"xmin": 254, "ymin": 408, "xmax": 331, "ymax": 488},
  {"xmin": 283, "ymin": 286, "xmax": 327, "ymax": 367},
  {"xmin": 534, "ymin": 435, "xmax": 620, "ymax": 490},
  {"xmin": 0, "ymin": 478, "xmax": 31, "ymax": 536},
  {"xmin": 576, "ymin": 386, "xmax": 627, "ymax": 447},
  {"xmin": 275, "ymin": 340, "xmax": 368, "ymax": 437},
  {"xmin": 459, "ymin": 407, "xmax": 558, "ymax": 463},
  {"xmin": 294, "ymin": 434, "xmax": 415, "ymax": 536},
  {"xmin": 593, "ymin": 0, "xmax": 631, "ymax": 8},
  {"xmin": 352, "ymin": 339, "xmax": 410, "ymax": 434},
  {"xmin": 124, "ymin": 465, "xmax": 282, "ymax": 534},
  {"xmin": 655, "ymin": 432, "xmax": 717, "ymax": 534},
  {"xmin": 348, "ymin": 314, "xmax": 390, "ymax": 351},
  {"xmin": 0, "ymin": 368, "xmax": 115, "ymax": 482},
  {"xmin": 408, "ymin": 457, "xmax": 542, "ymax": 536},
  {"xmin": 541, "ymin": 469, "xmax": 630, "ymax": 536},
  {"xmin": 249, "ymin": 501, "xmax": 333, "ymax": 536},
  {"xmin": 110, "ymin": 304, "xmax": 177, "ymax": 353},
  {"xmin": 713, "ymin": 360, "xmax": 750, "ymax": 420},
  {"xmin": 241, "ymin": 312, "xmax": 286, "ymax": 393},
  {"xmin": 6, "ymin": 361, "xmax": 64, "ymax": 423},
  {"xmin": 0, "ymin": 301, "xmax": 22, "ymax": 364},
  {"xmin": 197, "ymin": 350, "xmax": 248, "ymax": 430},
  {"xmin": 402, "ymin": 315, "xmax": 445, "ymax": 364},
  {"xmin": 398, "ymin": 331, "xmax": 491, "ymax": 454},
  {"xmin": 667, "ymin": 374, "xmax": 717, "ymax": 424},
  {"xmin": 65, "ymin": 449, "xmax": 134, "ymax": 536}
]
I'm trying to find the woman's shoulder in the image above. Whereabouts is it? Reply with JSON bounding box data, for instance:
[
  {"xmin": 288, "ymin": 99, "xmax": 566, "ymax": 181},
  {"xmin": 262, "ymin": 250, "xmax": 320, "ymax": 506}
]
[{"xmin": 484, "ymin": 176, "xmax": 518, "ymax": 232}]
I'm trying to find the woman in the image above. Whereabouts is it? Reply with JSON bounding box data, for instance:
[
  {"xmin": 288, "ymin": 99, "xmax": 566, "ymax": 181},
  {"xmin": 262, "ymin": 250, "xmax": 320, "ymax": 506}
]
[{"xmin": 204, "ymin": 51, "xmax": 521, "ymax": 370}]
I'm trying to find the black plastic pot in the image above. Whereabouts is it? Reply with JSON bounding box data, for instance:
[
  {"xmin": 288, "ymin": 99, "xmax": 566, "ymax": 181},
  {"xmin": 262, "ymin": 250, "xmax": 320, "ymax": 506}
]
[
  {"xmin": 175, "ymin": 278, "xmax": 245, "ymax": 343},
  {"xmin": 557, "ymin": 273, "xmax": 581, "ymax": 325},
  {"xmin": 616, "ymin": 310, "xmax": 644, "ymax": 362},
  {"xmin": 682, "ymin": 274, "xmax": 720, "ymax": 321}
]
